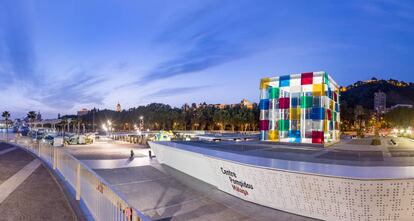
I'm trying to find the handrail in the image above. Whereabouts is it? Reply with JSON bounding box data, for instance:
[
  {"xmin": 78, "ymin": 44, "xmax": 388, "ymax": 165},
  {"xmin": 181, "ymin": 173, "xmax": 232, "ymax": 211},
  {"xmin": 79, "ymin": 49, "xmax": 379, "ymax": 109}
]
[{"xmin": 5, "ymin": 136, "xmax": 151, "ymax": 221}]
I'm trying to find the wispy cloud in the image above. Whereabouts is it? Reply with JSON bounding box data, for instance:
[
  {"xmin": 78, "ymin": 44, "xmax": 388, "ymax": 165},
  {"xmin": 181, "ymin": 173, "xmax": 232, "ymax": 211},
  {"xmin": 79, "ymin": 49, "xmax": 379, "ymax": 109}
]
[
  {"xmin": 0, "ymin": 1, "xmax": 37, "ymax": 86},
  {"xmin": 36, "ymin": 69, "xmax": 108, "ymax": 109},
  {"xmin": 129, "ymin": 2, "xmax": 267, "ymax": 86},
  {"xmin": 145, "ymin": 85, "xmax": 211, "ymax": 98}
]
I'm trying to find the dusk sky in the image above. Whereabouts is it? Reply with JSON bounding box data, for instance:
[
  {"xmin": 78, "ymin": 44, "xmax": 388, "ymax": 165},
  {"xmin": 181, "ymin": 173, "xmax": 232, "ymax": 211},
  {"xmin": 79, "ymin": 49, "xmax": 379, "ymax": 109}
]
[{"xmin": 1, "ymin": 0, "xmax": 413, "ymax": 118}]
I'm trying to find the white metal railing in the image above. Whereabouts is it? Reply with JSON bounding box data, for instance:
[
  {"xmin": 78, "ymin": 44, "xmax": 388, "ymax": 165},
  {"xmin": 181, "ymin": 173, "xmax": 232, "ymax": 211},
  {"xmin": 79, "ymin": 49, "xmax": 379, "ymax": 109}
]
[{"xmin": 6, "ymin": 135, "xmax": 151, "ymax": 221}]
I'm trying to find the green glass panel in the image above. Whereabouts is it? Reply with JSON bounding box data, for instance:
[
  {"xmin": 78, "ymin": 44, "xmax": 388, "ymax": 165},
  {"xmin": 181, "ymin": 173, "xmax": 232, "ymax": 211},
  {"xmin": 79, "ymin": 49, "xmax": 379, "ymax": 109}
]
[
  {"xmin": 278, "ymin": 120, "xmax": 289, "ymax": 131},
  {"xmin": 301, "ymin": 96, "xmax": 313, "ymax": 108},
  {"xmin": 269, "ymin": 87, "xmax": 280, "ymax": 99},
  {"xmin": 324, "ymin": 72, "xmax": 329, "ymax": 85},
  {"xmin": 333, "ymin": 112, "xmax": 337, "ymax": 121}
]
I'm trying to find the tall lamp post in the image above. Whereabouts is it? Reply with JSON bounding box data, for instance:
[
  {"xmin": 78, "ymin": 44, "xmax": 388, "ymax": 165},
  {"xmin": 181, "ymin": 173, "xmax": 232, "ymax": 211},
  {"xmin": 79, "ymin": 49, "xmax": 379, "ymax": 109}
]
[
  {"xmin": 139, "ymin": 116, "xmax": 144, "ymax": 131},
  {"xmin": 107, "ymin": 120, "xmax": 112, "ymax": 138}
]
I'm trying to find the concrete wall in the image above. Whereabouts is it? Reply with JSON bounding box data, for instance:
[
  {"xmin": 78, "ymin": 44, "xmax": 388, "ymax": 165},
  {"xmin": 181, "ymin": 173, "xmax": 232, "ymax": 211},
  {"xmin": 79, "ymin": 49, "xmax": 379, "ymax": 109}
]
[{"xmin": 151, "ymin": 142, "xmax": 414, "ymax": 221}]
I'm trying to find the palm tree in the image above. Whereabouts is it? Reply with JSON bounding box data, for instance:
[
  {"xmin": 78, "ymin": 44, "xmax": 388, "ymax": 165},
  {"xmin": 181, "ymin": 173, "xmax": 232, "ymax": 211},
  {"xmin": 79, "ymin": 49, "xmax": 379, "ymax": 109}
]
[
  {"xmin": 27, "ymin": 111, "xmax": 37, "ymax": 129},
  {"xmin": 2, "ymin": 111, "xmax": 10, "ymax": 140}
]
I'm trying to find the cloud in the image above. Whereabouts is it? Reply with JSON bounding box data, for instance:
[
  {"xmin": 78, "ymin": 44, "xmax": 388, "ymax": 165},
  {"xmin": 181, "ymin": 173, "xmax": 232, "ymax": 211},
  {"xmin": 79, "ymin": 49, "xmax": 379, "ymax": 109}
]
[
  {"xmin": 138, "ymin": 36, "xmax": 249, "ymax": 84},
  {"xmin": 145, "ymin": 85, "xmax": 211, "ymax": 98},
  {"xmin": 129, "ymin": 3, "xmax": 266, "ymax": 86},
  {"xmin": 0, "ymin": 1, "xmax": 37, "ymax": 86},
  {"xmin": 36, "ymin": 70, "xmax": 108, "ymax": 109}
]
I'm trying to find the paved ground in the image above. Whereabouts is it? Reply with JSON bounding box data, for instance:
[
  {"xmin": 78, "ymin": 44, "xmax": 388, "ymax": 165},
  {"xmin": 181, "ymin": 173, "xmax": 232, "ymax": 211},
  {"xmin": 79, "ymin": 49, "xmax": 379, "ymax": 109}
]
[
  {"xmin": 0, "ymin": 142, "xmax": 77, "ymax": 221},
  {"xmin": 167, "ymin": 136, "xmax": 414, "ymax": 166},
  {"xmin": 64, "ymin": 141, "xmax": 314, "ymax": 221}
]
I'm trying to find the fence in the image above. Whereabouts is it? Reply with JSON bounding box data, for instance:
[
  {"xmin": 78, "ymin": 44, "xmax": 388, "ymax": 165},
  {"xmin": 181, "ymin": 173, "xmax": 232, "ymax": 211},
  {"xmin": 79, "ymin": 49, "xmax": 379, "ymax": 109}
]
[{"xmin": 8, "ymin": 135, "xmax": 151, "ymax": 221}]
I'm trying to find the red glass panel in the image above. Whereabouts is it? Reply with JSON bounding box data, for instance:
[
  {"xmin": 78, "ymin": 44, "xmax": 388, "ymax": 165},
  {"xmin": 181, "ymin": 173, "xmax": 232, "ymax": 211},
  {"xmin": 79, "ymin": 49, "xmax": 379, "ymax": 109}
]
[
  {"xmin": 301, "ymin": 72, "xmax": 313, "ymax": 85},
  {"xmin": 259, "ymin": 120, "xmax": 269, "ymax": 131},
  {"xmin": 327, "ymin": 109, "xmax": 332, "ymax": 120},
  {"xmin": 312, "ymin": 131, "xmax": 324, "ymax": 143},
  {"xmin": 279, "ymin": 98, "xmax": 290, "ymax": 109}
]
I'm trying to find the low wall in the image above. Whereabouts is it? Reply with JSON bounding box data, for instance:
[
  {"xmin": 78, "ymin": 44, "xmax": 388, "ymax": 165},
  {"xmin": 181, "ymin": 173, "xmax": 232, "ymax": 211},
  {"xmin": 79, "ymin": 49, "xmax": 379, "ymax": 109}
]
[{"xmin": 150, "ymin": 142, "xmax": 414, "ymax": 221}]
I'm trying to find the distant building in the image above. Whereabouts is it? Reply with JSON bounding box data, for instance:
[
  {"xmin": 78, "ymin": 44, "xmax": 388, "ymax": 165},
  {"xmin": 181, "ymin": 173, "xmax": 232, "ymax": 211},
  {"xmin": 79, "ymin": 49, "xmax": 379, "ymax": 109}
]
[
  {"xmin": 214, "ymin": 99, "xmax": 255, "ymax": 109},
  {"xmin": 36, "ymin": 111, "xmax": 42, "ymax": 121},
  {"xmin": 389, "ymin": 104, "xmax": 413, "ymax": 110},
  {"xmin": 213, "ymin": 104, "xmax": 227, "ymax": 109},
  {"xmin": 240, "ymin": 99, "xmax": 253, "ymax": 109},
  {"xmin": 374, "ymin": 91, "xmax": 386, "ymax": 114},
  {"xmin": 77, "ymin": 108, "xmax": 89, "ymax": 116},
  {"xmin": 116, "ymin": 102, "xmax": 121, "ymax": 112}
]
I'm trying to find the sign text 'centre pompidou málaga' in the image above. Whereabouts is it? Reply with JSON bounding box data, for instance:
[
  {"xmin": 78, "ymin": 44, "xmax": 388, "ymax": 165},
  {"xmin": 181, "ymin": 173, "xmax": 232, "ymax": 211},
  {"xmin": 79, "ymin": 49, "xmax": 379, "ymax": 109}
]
[{"xmin": 259, "ymin": 71, "xmax": 340, "ymax": 145}]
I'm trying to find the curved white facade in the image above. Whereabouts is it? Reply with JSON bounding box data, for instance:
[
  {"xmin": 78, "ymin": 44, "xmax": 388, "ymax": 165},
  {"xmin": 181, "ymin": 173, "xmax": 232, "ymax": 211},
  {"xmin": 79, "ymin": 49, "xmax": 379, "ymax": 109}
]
[{"xmin": 150, "ymin": 142, "xmax": 414, "ymax": 221}]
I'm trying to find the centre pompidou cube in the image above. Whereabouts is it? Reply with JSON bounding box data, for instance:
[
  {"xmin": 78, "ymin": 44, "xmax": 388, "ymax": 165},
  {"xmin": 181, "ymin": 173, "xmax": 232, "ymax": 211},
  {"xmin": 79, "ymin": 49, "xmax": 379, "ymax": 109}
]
[{"xmin": 259, "ymin": 71, "xmax": 340, "ymax": 145}]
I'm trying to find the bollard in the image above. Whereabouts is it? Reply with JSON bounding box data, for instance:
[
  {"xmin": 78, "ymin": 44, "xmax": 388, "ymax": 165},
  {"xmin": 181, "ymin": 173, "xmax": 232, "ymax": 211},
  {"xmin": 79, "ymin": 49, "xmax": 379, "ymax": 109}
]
[{"xmin": 148, "ymin": 150, "xmax": 152, "ymax": 159}]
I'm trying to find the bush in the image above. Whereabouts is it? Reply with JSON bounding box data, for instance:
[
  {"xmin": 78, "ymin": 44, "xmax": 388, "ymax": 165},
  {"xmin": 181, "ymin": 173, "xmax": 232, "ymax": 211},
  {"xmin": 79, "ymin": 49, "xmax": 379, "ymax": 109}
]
[{"xmin": 371, "ymin": 138, "xmax": 381, "ymax": 146}]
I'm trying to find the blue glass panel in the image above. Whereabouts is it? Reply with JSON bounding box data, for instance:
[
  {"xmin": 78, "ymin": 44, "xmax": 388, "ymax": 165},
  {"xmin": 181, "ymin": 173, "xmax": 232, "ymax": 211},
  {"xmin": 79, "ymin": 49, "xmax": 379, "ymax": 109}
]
[
  {"xmin": 291, "ymin": 97, "xmax": 299, "ymax": 107},
  {"xmin": 259, "ymin": 99, "xmax": 269, "ymax": 110},
  {"xmin": 310, "ymin": 107, "xmax": 325, "ymax": 120},
  {"xmin": 327, "ymin": 88, "xmax": 333, "ymax": 99},
  {"xmin": 279, "ymin": 75, "xmax": 290, "ymax": 87},
  {"xmin": 288, "ymin": 130, "xmax": 301, "ymax": 142}
]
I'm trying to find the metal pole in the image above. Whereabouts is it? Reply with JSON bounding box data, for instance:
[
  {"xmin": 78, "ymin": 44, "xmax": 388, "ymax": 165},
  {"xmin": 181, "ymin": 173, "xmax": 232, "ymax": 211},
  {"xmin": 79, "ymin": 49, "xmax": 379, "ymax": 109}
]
[{"xmin": 92, "ymin": 109, "xmax": 95, "ymax": 132}]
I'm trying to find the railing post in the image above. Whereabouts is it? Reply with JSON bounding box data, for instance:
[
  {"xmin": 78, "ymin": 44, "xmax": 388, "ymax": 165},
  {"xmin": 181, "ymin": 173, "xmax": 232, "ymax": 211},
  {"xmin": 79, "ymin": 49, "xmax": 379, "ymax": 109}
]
[
  {"xmin": 76, "ymin": 163, "xmax": 81, "ymax": 200},
  {"xmin": 53, "ymin": 147, "xmax": 57, "ymax": 170},
  {"xmin": 38, "ymin": 141, "xmax": 41, "ymax": 157}
]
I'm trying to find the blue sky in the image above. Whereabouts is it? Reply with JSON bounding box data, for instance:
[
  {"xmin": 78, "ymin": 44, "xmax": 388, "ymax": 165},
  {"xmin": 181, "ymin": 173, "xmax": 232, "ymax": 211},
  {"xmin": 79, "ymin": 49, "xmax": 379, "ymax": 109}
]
[{"xmin": 0, "ymin": 0, "xmax": 413, "ymax": 118}]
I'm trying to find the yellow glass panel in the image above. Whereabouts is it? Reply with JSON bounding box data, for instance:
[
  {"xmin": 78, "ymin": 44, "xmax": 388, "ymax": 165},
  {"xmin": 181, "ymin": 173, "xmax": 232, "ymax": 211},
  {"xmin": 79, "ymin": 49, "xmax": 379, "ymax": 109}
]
[
  {"xmin": 260, "ymin": 78, "xmax": 271, "ymax": 89},
  {"xmin": 312, "ymin": 84, "xmax": 324, "ymax": 96},
  {"xmin": 323, "ymin": 120, "xmax": 329, "ymax": 132},
  {"xmin": 289, "ymin": 108, "xmax": 300, "ymax": 120},
  {"xmin": 268, "ymin": 130, "xmax": 279, "ymax": 141}
]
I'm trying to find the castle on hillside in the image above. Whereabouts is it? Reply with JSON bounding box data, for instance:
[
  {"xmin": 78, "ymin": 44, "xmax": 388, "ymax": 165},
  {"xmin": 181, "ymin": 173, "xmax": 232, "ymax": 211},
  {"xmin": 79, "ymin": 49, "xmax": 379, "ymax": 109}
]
[{"xmin": 116, "ymin": 102, "xmax": 121, "ymax": 112}]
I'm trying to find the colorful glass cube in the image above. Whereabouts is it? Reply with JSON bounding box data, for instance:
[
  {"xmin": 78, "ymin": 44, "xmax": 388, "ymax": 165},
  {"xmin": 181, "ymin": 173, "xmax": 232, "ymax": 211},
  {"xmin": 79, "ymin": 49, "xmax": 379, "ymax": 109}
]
[{"xmin": 260, "ymin": 71, "xmax": 340, "ymax": 145}]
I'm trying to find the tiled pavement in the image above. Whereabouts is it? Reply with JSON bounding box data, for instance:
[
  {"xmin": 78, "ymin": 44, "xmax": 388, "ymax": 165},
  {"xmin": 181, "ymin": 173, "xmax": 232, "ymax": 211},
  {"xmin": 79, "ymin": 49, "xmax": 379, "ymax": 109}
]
[{"xmin": 0, "ymin": 142, "xmax": 77, "ymax": 221}]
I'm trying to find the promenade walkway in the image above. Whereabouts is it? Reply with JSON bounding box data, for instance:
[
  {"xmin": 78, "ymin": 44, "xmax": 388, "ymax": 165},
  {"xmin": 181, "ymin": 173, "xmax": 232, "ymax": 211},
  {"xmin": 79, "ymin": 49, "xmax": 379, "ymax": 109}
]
[
  {"xmin": 65, "ymin": 142, "xmax": 313, "ymax": 221},
  {"xmin": 0, "ymin": 142, "xmax": 77, "ymax": 221}
]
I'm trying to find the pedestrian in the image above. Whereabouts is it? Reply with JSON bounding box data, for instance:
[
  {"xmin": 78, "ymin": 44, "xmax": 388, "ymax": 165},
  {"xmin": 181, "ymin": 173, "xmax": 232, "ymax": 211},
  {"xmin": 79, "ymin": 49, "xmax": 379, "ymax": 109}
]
[{"xmin": 130, "ymin": 149, "xmax": 135, "ymax": 159}]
